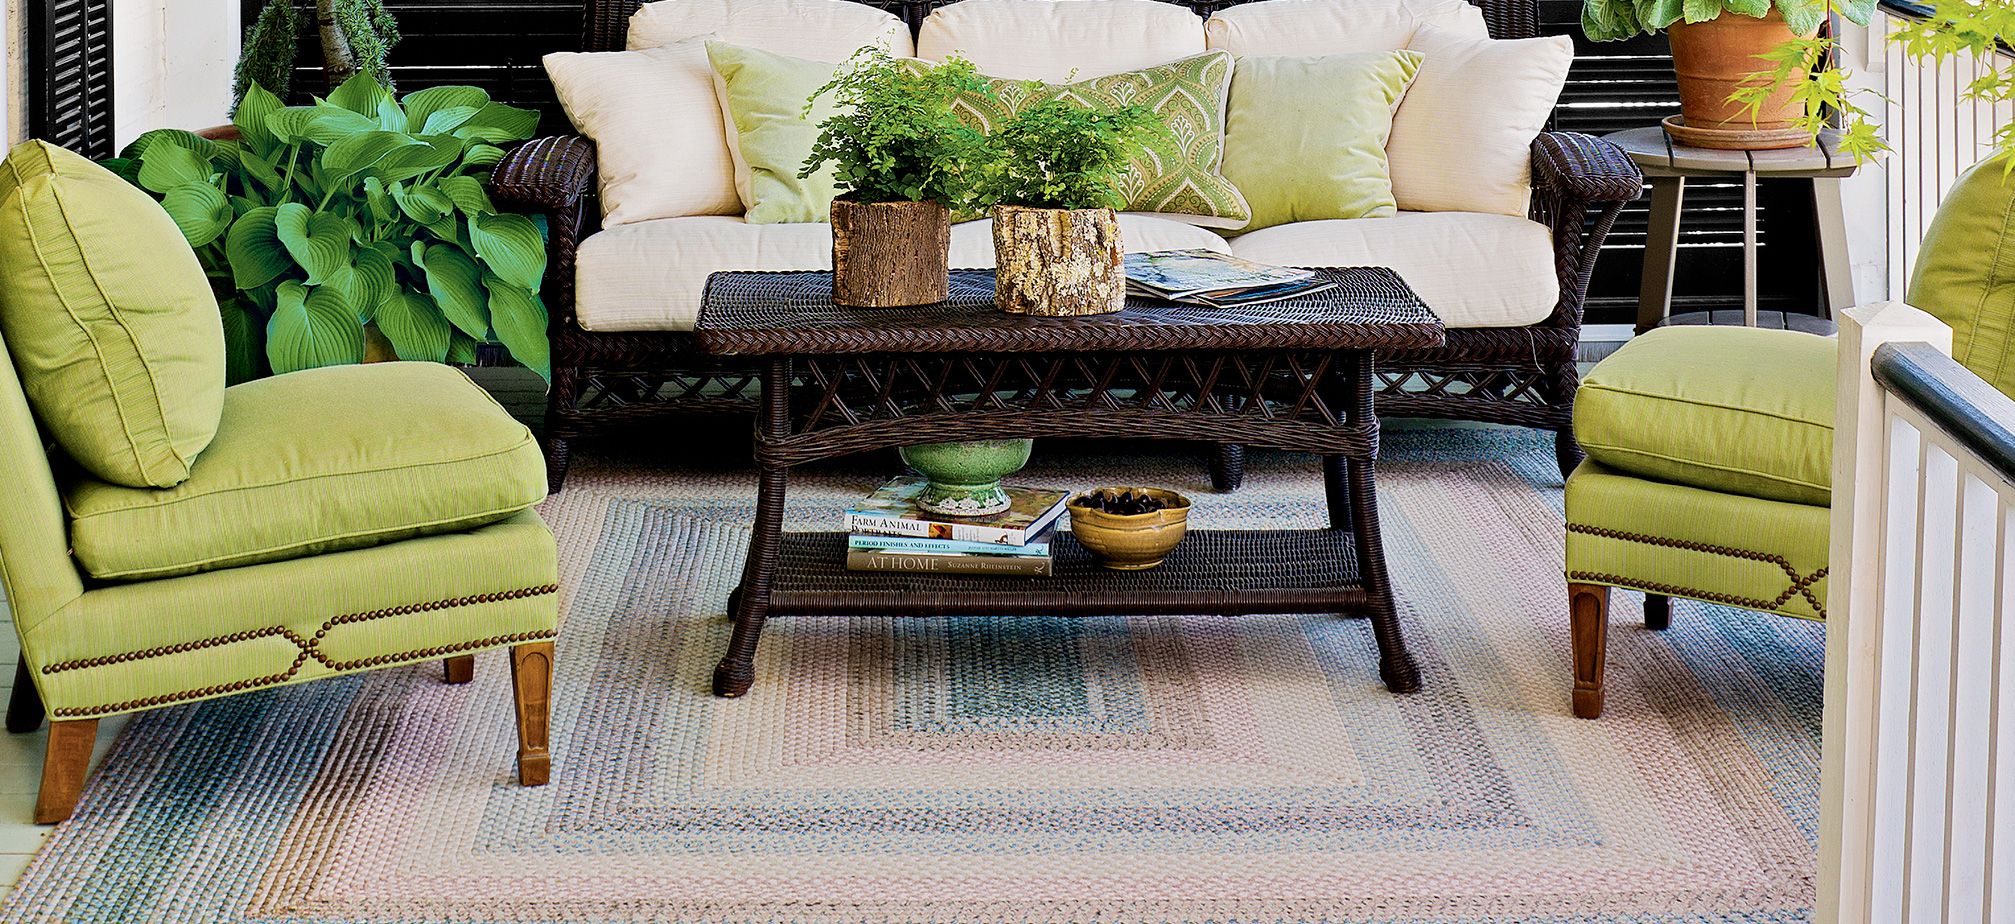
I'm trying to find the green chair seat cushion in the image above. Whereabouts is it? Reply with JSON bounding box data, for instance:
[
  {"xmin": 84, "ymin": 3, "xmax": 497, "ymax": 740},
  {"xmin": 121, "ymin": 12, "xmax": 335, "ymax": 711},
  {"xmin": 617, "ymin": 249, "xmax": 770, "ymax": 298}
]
[
  {"xmin": 1574, "ymin": 326, "xmax": 1836, "ymax": 506},
  {"xmin": 63, "ymin": 362, "xmax": 547, "ymax": 581},
  {"xmin": 1565, "ymin": 460, "xmax": 1830, "ymax": 620},
  {"xmin": 0, "ymin": 141, "xmax": 225, "ymax": 489}
]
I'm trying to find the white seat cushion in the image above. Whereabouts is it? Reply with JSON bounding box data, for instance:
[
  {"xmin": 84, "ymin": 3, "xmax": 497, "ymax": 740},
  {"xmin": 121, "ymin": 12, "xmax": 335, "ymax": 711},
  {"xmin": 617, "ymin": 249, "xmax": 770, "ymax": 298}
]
[
  {"xmin": 1227, "ymin": 212, "xmax": 1558, "ymax": 328},
  {"xmin": 627, "ymin": 0, "xmax": 914, "ymax": 58},
  {"xmin": 917, "ymin": 0, "xmax": 1206, "ymax": 81},
  {"xmin": 575, "ymin": 214, "xmax": 1232, "ymax": 332},
  {"xmin": 1204, "ymin": 0, "xmax": 1488, "ymax": 56}
]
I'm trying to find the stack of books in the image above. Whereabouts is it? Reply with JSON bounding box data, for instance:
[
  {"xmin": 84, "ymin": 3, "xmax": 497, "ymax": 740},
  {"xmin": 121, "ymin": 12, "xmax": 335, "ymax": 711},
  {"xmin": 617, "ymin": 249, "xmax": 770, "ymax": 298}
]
[
  {"xmin": 1124, "ymin": 248, "xmax": 1336, "ymax": 308},
  {"xmin": 845, "ymin": 476, "xmax": 1069, "ymax": 576}
]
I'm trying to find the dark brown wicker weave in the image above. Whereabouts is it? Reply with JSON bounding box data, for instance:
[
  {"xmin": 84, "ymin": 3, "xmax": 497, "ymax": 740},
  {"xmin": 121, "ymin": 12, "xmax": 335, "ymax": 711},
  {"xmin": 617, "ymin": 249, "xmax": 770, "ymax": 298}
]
[
  {"xmin": 491, "ymin": 0, "xmax": 1645, "ymax": 493},
  {"xmin": 695, "ymin": 268, "xmax": 1440, "ymax": 697}
]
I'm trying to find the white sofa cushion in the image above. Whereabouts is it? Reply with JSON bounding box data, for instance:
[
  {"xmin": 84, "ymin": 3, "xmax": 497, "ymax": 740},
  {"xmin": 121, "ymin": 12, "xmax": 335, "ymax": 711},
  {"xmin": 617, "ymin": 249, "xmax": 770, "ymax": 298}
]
[
  {"xmin": 1227, "ymin": 212, "xmax": 1558, "ymax": 328},
  {"xmin": 576, "ymin": 214, "xmax": 1233, "ymax": 331},
  {"xmin": 1388, "ymin": 26, "xmax": 1573, "ymax": 217},
  {"xmin": 627, "ymin": 0, "xmax": 914, "ymax": 58},
  {"xmin": 917, "ymin": 0, "xmax": 1206, "ymax": 81},
  {"xmin": 543, "ymin": 39, "xmax": 741, "ymax": 226},
  {"xmin": 1203, "ymin": 0, "xmax": 1488, "ymax": 56}
]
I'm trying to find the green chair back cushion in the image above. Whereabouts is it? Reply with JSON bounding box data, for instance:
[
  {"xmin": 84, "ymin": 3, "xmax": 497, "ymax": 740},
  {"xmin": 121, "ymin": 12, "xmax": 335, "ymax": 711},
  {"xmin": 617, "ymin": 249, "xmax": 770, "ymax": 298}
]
[
  {"xmin": 1220, "ymin": 51, "xmax": 1423, "ymax": 232},
  {"xmin": 0, "ymin": 140, "xmax": 225, "ymax": 488},
  {"xmin": 1575, "ymin": 326, "xmax": 1836, "ymax": 506},
  {"xmin": 64, "ymin": 362, "xmax": 547, "ymax": 581},
  {"xmin": 1908, "ymin": 154, "xmax": 2015, "ymax": 397},
  {"xmin": 949, "ymin": 51, "xmax": 1251, "ymax": 228},
  {"xmin": 707, "ymin": 41, "xmax": 845, "ymax": 225}
]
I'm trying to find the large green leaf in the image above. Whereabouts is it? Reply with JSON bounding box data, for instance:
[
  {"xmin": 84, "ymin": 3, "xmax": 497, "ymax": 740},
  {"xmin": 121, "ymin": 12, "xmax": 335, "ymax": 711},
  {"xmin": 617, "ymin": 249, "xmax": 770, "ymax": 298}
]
[
  {"xmin": 447, "ymin": 332, "xmax": 479, "ymax": 366},
  {"xmin": 267, "ymin": 104, "xmax": 380, "ymax": 146},
  {"xmin": 363, "ymin": 176, "xmax": 395, "ymax": 223},
  {"xmin": 421, "ymin": 244, "xmax": 491, "ymax": 340},
  {"xmin": 420, "ymin": 106, "xmax": 482, "ymax": 136},
  {"xmin": 401, "ymin": 86, "xmax": 490, "ymax": 135},
  {"xmin": 137, "ymin": 145, "xmax": 212, "ymax": 194},
  {"xmin": 486, "ymin": 276, "xmax": 550, "ymax": 381},
  {"xmin": 226, "ymin": 207, "xmax": 295, "ymax": 288},
  {"xmin": 369, "ymin": 136, "xmax": 461, "ymax": 184},
  {"xmin": 462, "ymin": 144, "xmax": 507, "ymax": 170},
  {"xmin": 238, "ymin": 145, "xmax": 283, "ymax": 192},
  {"xmin": 233, "ymin": 83, "xmax": 285, "ymax": 150},
  {"xmin": 437, "ymin": 175, "xmax": 494, "ymax": 216},
  {"xmin": 468, "ymin": 212, "xmax": 546, "ymax": 292},
  {"xmin": 327, "ymin": 72, "xmax": 394, "ymax": 118},
  {"xmin": 219, "ymin": 297, "xmax": 265, "ymax": 386},
  {"xmin": 331, "ymin": 245, "xmax": 398, "ymax": 322},
  {"xmin": 273, "ymin": 203, "xmax": 356, "ymax": 285},
  {"xmin": 391, "ymin": 183, "xmax": 454, "ymax": 225},
  {"xmin": 160, "ymin": 182, "xmax": 232, "ymax": 248},
  {"xmin": 452, "ymin": 103, "xmax": 542, "ymax": 144},
  {"xmin": 266, "ymin": 281, "xmax": 365, "ymax": 374},
  {"xmin": 121, "ymin": 129, "xmax": 217, "ymax": 165},
  {"xmin": 373, "ymin": 290, "xmax": 454, "ymax": 362},
  {"xmin": 323, "ymin": 131, "xmax": 424, "ymax": 180}
]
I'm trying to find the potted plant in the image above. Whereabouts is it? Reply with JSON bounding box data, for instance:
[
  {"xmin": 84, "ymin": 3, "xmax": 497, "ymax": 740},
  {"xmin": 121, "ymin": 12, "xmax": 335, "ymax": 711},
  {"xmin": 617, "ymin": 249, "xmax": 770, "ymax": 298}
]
[
  {"xmin": 236, "ymin": 0, "xmax": 402, "ymax": 105},
  {"xmin": 104, "ymin": 74, "xmax": 550, "ymax": 384},
  {"xmin": 801, "ymin": 51, "xmax": 992, "ymax": 308},
  {"xmin": 1582, "ymin": 0, "xmax": 1875, "ymax": 150},
  {"xmin": 976, "ymin": 99, "xmax": 1166, "ymax": 316}
]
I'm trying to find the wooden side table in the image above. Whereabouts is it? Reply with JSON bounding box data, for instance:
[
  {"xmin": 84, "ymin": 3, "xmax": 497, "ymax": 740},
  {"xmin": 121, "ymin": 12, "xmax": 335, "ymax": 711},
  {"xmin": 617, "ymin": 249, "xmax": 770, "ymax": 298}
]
[{"xmin": 1605, "ymin": 126, "xmax": 1867, "ymax": 333}]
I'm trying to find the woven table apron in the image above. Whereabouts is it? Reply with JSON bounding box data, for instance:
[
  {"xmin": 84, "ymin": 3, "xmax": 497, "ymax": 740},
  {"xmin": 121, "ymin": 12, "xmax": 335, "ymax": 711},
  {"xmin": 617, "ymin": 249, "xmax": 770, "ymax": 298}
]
[{"xmin": 693, "ymin": 268, "xmax": 1446, "ymax": 697}]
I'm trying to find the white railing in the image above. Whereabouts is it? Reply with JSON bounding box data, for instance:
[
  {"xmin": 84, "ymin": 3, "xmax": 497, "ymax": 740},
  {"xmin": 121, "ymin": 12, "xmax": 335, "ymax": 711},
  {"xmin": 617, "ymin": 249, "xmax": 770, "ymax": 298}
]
[
  {"xmin": 1820, "ymin": 300, "xmax": 2015, "ymax": 921},
  {"xmin": 1874, "ymin": 3, "xmax": 2015, "ymax": 293}
]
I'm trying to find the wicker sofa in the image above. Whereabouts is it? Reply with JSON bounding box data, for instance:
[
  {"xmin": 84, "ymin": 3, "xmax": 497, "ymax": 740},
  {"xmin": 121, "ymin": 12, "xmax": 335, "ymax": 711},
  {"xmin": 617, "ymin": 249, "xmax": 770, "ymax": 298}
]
[{"xmin": 494, "ymin": 0, "xmax": 1644, "ymax": 492}]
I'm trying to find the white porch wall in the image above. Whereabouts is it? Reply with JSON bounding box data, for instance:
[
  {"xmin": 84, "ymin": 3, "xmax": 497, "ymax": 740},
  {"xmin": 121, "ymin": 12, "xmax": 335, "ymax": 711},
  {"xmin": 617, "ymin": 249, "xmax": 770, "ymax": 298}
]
[
  {"xmin": 3, "ymin": 2, "xmax": 24, "ymax": 146},
  {"xmin": 113, "ymin": 0, "xmax": 240, "ymax": 148},
  {"xmin": 1833, "ymin": 20, "xmax": 1892, "ymax": 305}
]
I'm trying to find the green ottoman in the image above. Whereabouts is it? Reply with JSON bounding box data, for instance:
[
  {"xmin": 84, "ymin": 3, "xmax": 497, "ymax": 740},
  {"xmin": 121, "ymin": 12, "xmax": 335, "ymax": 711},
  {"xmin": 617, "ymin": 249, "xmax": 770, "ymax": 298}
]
[{"xmin": 1565, "ymin": 326, "xmax": 1834, "ymax": 718}]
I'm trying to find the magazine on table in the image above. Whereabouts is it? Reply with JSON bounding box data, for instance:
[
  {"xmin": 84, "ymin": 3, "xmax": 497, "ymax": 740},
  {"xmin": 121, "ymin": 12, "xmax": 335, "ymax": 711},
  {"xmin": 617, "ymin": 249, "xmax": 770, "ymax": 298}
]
[{"xmin": 1124, "ymin": 249, "xmax": 1336, "ymax": 308}]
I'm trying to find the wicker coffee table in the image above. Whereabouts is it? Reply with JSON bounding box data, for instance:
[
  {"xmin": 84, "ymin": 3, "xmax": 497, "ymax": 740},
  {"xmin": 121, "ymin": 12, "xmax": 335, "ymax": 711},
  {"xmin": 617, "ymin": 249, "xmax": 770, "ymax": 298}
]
[{"xmin": 694, "ymin": 268, "xmax": 1445, "ymax": 698}]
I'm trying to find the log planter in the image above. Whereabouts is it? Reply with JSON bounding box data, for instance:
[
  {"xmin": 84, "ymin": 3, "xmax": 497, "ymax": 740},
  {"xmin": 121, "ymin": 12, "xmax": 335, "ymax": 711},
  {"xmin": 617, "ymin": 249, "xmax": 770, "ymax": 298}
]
[
  {"xmin": 1664, "ymin": 9, "xmax": 1814, "ymax": 150},
  {"xmin": 992, "ymin": 204, "xmax": 1126, "ymax": 317},
  {"xmin": 830, "ymin": 198, "xmax": 952, "ymax": 308}
]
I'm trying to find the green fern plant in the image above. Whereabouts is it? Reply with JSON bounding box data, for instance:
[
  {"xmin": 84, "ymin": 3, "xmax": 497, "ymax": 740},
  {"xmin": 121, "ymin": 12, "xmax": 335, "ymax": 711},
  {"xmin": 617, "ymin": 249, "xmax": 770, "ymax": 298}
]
[{"xmin": 234, "ymin": 0, "xmax": 402, "ymax": 108}]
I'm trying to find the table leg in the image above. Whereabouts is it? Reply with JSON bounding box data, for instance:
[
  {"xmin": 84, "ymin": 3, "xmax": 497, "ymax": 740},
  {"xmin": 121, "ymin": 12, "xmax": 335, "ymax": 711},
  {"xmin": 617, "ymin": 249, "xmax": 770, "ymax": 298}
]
[
  {"xmin": 715, "ymin": 359, "xmax": 792, "ymax": 698},
  {"xmin": 1349, "ymin": 456, "xmax": 1419, "ymax": 694},
  {"xmin": 1323, "ymin": 454, "xmax": 1352, "ymax": 532},
  {"xmin": 1636, "ymin": 176, "xmax": 1685, "ymax": 334},
  {"xmin": 1742, "ymin": 169, "xmax": 1758, "ymax": 328},
  {"xmin": 1813, "ymin": 177, "xmax": 1855, "ymax": 317}
]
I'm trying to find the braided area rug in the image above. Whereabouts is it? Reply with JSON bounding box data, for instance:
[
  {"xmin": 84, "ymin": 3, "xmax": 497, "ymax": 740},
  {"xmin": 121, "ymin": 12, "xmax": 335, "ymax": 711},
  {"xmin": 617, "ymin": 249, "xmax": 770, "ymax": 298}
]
[{"xmin": 0, "ymin": 430, "xmax": 1822, "ymax": 922}]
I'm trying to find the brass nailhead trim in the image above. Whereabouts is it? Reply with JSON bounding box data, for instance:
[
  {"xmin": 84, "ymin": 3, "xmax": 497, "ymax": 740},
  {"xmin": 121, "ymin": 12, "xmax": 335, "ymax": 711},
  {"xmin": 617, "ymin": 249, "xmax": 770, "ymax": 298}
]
[
  {"xmin": 1567, "ymin": 523, "xmax": 1828, "ymax": 618},
  {"xmin": 42, "ymin": 585, "xmax": 560, "ymax": 718}
]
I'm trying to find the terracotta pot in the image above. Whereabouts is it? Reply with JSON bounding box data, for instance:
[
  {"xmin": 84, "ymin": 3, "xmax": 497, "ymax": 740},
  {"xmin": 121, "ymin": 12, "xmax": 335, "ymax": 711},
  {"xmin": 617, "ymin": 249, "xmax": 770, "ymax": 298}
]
[
  {"xmin": 1667, "ymin": 9, "xmax": 1812, "ymax": 135},
  {"xmin": 830, "ymin": 198, "xmax": 951, "ymax": 308},
  {"xmin": 991, "ymin": 204, "xmax": 1126, "ymax": 316}
]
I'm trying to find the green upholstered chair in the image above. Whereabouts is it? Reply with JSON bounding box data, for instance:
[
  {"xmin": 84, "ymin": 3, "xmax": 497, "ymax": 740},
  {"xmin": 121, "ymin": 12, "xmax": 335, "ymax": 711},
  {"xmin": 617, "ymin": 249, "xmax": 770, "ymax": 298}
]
[
  {"xmin": 0, "ymin": 141, "xmax": 560, "ymax": 822},
  {"xmin": 1564, "ymin": 152, "xmax": 2015, "ymax": 719}
]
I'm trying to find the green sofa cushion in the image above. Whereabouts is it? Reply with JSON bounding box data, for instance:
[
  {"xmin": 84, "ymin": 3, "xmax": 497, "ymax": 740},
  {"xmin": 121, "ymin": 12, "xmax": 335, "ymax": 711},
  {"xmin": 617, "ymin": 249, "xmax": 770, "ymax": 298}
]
[
  {"xmin": 1908, "ymin": 154, "xmax": 2015, "ymax": 397},
  {"xmin": 707, "ymin": 41, "xmax": 845, "ymax": 225},
  {"xmin": 1575, "ymin": 326, "xmax": 1835, "ymax": 506},
  {"xmin": 64, "ymin": 362, "xmax": 547, "ymax": 581},
  {"xmin": 1220, "ymin": 51, "xmax": 1423, "ymax": 232},
  {"xmin": 0, "ymin": 140, "xmax": 225, "ymax": 489}
]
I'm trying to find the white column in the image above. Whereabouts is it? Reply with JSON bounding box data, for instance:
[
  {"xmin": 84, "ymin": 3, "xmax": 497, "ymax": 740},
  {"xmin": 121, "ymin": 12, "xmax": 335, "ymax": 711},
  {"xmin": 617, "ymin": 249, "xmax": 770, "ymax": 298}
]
[{"xmin": 113, "ymin": 0, "xmax": 241, "ymax": 149}]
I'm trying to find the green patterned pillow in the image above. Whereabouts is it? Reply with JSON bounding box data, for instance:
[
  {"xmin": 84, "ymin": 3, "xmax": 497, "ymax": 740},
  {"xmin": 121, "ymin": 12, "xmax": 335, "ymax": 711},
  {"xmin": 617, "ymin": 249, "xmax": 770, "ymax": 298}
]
[{"xmin": 949, "ymin": 52, "xmax": 1250, "ymax": 229}]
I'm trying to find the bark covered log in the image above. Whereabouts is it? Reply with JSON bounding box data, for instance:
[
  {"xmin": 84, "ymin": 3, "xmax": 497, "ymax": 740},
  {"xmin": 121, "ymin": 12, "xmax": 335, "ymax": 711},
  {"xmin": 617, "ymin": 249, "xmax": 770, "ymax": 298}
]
[
  {"xmin": 831, "ymin": 198, "xmax": 951, "ymax": 308},
  {"xmin": 991, "ymin": 205, "xmax": 1125, "ymax": 316}
]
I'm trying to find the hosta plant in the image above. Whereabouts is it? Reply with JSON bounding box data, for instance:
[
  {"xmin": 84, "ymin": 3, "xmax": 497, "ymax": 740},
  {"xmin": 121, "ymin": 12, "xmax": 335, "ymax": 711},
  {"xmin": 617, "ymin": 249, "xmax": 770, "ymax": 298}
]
[{"xmin": 107, "ymin": 74, "xmax": 548, "ymax": 383}]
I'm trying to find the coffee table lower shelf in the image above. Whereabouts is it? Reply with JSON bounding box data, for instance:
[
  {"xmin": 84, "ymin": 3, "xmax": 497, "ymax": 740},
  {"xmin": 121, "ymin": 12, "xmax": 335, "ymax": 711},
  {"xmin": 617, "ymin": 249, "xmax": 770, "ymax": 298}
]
[{"xmin": 748, "ymin": 529, "xmax": 1368, "ymax": 617}]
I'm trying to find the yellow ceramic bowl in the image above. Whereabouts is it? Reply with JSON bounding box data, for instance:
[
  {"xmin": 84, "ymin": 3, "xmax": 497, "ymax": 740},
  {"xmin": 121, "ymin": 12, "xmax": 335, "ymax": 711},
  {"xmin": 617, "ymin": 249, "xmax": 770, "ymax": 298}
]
[{"xmin": 1067, "ymin": 487, "xmax": 1192, "ymax": 571}]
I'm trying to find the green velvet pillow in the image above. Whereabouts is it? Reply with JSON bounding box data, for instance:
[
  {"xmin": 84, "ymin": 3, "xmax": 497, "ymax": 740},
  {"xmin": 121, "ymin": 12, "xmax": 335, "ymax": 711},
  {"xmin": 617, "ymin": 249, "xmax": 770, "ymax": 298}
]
[
  {"xmin": 1220, "ymin": 51, "xmax": 1423, "ymax": 232},
  {"xmin": 1908, "ymin": 154, "xmax": 2015, "ymax": 397},
  {"xmin": 0, "ymin": 140, "xmax": 225, "ymax": 488},
  {"xmin": 707, "ymin": 41, "xmax": 844, "ymax": 224},
  {"xmin": 949, "ymin": 52, "xmax": 1251, "ymax": 229}
]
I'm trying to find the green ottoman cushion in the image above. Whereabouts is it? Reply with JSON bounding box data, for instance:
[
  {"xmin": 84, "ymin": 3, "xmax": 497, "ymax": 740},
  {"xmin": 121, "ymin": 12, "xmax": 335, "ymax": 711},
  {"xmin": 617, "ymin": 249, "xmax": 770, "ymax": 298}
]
[
  {"xmin": 1575, "ymin": 326, "xmax": 1836, "ymax": 506},
  {"xmin": 64, "ymin": 362, "xmax": 547, "ymax": 581},
  {"xmin": 1908, "ymin": 153, "xmax": 2015, "ymax": 397},
  {"xmin": 0, "ymin": 141, "xmax": 225, "ymax": 489},
  {"xmin": 1565, "ymin": 460, "xmax": 1830, "ymax": 620}
]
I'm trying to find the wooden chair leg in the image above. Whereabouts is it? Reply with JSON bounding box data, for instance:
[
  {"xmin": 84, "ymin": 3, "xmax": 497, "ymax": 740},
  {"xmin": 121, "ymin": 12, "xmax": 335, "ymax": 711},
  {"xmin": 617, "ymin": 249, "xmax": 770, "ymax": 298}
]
[
  {"xmin": 34, "ymin": 719, "xmax": 98, "ymax": 824},
  {"xmin": 1644, "ymin": 593, "xmax": 1671, "ymax": 631},
  {"xmin": 7, "ymin": 657, "xmax": 44, "ymax": 733},
  {"xmin": 442, "ymin": 655, "xmax": 475, "ymax": 684},
  {"xmin": 1570, "ymin": 582, "xmax": 1610, "ymax": 719},
  {"xmin": 509, "ymin": 642, "xmax": 553, "ymax": 786}
]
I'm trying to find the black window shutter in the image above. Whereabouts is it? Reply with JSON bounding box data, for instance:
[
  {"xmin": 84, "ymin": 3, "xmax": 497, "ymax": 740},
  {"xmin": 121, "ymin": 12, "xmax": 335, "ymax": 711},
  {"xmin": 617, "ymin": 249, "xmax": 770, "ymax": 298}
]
[{"xmin": 31, "ymin": 0, "xmax": 117, "ymax": 159}]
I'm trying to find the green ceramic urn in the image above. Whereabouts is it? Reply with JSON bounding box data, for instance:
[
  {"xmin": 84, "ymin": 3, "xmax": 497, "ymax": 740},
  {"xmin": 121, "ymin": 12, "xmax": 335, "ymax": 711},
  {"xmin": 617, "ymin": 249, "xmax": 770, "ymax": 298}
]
[{"xmin": 897, "ymin": 439, "xmax": 1034, "ymax": 517}]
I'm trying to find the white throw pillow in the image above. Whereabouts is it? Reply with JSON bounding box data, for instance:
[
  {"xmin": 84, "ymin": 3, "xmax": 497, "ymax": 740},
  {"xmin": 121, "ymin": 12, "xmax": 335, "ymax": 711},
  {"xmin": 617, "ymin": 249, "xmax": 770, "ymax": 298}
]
[
  {"xmin": 917, "ymin": 0, "xmax": 1206, "ymax": 81},
  {"xmin": 1386, "ymin": 26, "xmax": 1572, "ymax": 216},
  {"xmin": 543, "ymin": 39, "xmax": 741, "ymax": 226},
  {"xmin": 627, "ymin": 0, "xmax": 914, "ymax": 59},
  {"xmin": 1204, "ymin": 0, "xmax": 1488, "ymax": 56}
]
